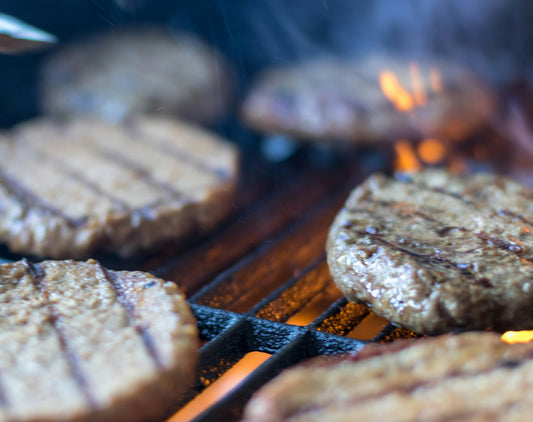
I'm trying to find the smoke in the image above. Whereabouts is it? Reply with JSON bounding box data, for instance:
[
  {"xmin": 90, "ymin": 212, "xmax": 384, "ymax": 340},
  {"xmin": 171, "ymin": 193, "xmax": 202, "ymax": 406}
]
[
  {"xmin": 234, "ymin": 0, "xmax": 530, "ymax": 84},
  {"xmin": 362, "ymin": 0, "xmax": 526, "ymax": 81},
  {"xmin": 0, "ymin": 0, "xmax": 531, "ymax": 128}
]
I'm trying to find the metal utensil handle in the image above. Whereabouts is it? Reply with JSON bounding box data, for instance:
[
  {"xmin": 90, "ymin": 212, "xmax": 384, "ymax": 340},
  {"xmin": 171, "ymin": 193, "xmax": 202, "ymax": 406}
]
[{"xmin": 0, "ymin": 13, "xmax": 56, "ymax": 54}]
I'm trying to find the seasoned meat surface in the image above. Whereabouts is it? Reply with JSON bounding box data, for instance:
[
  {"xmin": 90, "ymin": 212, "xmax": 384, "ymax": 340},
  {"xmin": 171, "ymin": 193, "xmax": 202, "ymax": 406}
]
[
  {"xmin": 327, "ymin": 169, "xmax": 533, "ymax": 335},
  {"xmin": 40, "ymin": 27, "xmax": 233, "ymax": 124},
  {"xmin": 242, "ymin": 56, "xmax": 494, "ymax": 144},
  {"xmin": 0, "ymin": 116, "xmax": 239, "ymax": 258},
  {"xmin": 242, "ymin": 332, "xmax": 533, "ymax": 422},
  {"xmin": 0, "ymin": 259, "xmax": 198, "ymax": 422}
]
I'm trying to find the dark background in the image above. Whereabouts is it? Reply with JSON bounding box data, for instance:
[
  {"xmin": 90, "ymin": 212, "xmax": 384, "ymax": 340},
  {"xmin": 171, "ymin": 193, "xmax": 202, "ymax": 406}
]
[{"xmin": 0, "ymin": 0, "xmax": 531, "ymax": 128}]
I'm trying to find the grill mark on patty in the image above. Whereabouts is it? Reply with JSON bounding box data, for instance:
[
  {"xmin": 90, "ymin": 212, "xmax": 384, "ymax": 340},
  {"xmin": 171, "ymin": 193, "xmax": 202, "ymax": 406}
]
[
  {"xmin": 344, "ymin": 199, "xmax": 472, "ymax": 252},
  {"xmin": 346, "ymin": 200, "xmax": 445, "ymax": 227},
  {"xmin": 344, "ymin": 200, "xmax": 427, "ymax": 225},
  {"xmin": 95, "ymin": 146, "xmax": 190, "ymax": 203},
  {"xmin": 397, "ymin": 177, "xmax": 478, "ymax": 208},
  {"xmin": 32, "ymin": 150, "xmax": 130, "ymax": 212},
  {"xmin": 498, "ymin": 209, "xmax": 533, "ymax": 228},
  {"xmin": 125, "ymin": 119, "xmax": 231, "ymax": 180},
  {"xmin": 436, "ymin": 226, "xmax": 465, "ymax": 237},
  {"xmin": 0, "ymin": 169, "xmax": 87, "ymax": 228},
  {"xmin": 15, "ymin": 131, "xmax": 131, "ymax": 214},
  {"xmin": 475, "ymin": 232, "xmax": 524, "ymax": 253},
  {"xmin": 23, "ymin": 259, "xmax": 97, "ymax": 410},
  {"xmin": 411, "ymin": 210, "xmax": 439, "ymax": 223},
  {"xmin": 5, "ymin": 123, "xmax": 229, "ymax": 231},
  {"xmin": 406, "ymin": 179, "xmax": 533, "ymax": 234},
  {"xmin": 97, "ymin": 264, "xmax": 161, "ymax": 368},
  {"xmin": 362, "ymin": 232, "xmax": 479, "ymax": 281},
  {"xmin": 345, "ymin": 193, "xmax": 530, "ymax": 270},
  {"xmin": 291, "ymin": 355, "xmax": 533, "ymax": 421},
  {"xmin": 24, "ymin": 135, "xmax": 191, "ymax": 221}
]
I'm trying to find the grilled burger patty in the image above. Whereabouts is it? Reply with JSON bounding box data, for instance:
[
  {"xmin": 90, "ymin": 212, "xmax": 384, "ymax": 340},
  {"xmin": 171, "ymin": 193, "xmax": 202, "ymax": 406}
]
[
  {"xmin": 242, "ymin": 56, "xmax": 494, "ymax": 144},
  {"xmin": 327, "ymin": 169, "xmax": 533, "ymax": 335},
  {"xmin": 0, "ymin": 259, "xmax": 198, "ymax": 422},
  {"xmin": 0, "ymin": 116, "xmax": 239, "ymax": 258},
  {"xmin": 40, "ymin": 27, "xmax": 233, "ymax": 124},
  {"xmin": 242, "ymin": 332, "xmax": 533, "ymax": 422}
]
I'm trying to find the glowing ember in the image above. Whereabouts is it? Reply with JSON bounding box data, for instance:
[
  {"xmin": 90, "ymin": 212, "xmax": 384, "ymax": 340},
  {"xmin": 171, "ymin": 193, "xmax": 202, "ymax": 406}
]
[
  {"xmin": 394, "ymin": 140, "xmax": 421, "ymax": 172},
  {"xmin": 501, "ymin": 331, "xmax": 533, "ymax": 344},
  {"xmin": 169, "ymin": 352, "xmax": 271, "ymax": 421},
  {"xmin": 379, "ymin": 71, "xmax": 415, "ymax": 111},
  {"xmin": 418, "ymin": 138, "xmax": 446, "ymax": 164},
  {"xmin": 286, "ymin": 294, "xmax": 341, "ymax": 326},
  {"xmin": 286, "ymin": 310, "xmax": 316, "ymax": 326},
  {"xmin": 347, "ymin": 313, "xmax": 389, "ymax": 340},
  {"xmin": 409, "ymin": 63, "xmax": 426, "ymax": 106}
]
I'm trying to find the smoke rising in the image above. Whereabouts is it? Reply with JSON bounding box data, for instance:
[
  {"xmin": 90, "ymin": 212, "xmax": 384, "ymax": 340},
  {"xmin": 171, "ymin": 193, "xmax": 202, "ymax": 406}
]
[{"xmin": 233, "ymin": 0, "xmax": 530, "ymax": 84}]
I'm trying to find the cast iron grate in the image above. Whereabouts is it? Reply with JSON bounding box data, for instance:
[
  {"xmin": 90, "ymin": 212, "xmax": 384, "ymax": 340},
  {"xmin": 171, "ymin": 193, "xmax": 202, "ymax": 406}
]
[
  {"xmin": 144, "ymin": 145, "xmax": 419, "ymax": 422},
  {"xmin": 0, "ymin": 143, "xmax": 419, "ymax": 422}
]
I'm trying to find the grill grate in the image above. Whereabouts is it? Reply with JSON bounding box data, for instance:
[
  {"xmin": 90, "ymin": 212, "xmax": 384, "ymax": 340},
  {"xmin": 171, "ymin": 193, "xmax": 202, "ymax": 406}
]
[
  {"xmin": 148, "ymin": 145, "xmax": 419, "ymax": 421},
  {"xmin": 0, "ymin": 3, "xmax": 527, "ymax": 421},
  {"xmin": 0, "ymin": 143, "xmax": 419, "ymax": 422}
]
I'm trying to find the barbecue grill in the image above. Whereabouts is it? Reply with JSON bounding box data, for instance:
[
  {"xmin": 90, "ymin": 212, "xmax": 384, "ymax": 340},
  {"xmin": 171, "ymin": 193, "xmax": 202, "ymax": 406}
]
[
  {"xmin": 0, "ymin": 133, "xmax": 417, "ymax": 421},
  {"xmin": 1, "ymin": 0, "xmax": 533, "ymax": 421},
  {"xmin": 133, "ymin": 143, "xmax": 420, "ymax": 422}
]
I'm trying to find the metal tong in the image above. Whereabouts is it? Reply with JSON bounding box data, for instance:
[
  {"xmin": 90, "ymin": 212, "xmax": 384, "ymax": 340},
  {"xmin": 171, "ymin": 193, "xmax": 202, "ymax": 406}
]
[{"xmin": 0, "ymin": 12, "xmax": 56, "ymax": 54}]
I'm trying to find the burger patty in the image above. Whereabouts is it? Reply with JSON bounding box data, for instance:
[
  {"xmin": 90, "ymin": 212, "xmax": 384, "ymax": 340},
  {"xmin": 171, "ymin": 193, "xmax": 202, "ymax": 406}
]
[
  {"xmin": 0, "ymin": 259, "xmax": 198, "ymax": 422},
  {"xmin": 242, "ymin": 332, "xmax": 533, "ymax": 422},
  {"xmin": 241, "ymin": 55, "xmax": 494, "ymax": 144},
  {"xmin": 0, "ymin": 116, "xmax": 239, "ymax": 258},
  {"xmin": 327, "ymin": 169, "xmax": 533, "ymax": 335},
  {"xmin": 39, "ymin": 27, "xmax": 234, "ymax": 124}
]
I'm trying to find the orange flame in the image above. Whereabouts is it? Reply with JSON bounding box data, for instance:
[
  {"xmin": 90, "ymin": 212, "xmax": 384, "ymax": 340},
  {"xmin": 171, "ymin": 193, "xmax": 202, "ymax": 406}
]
[
  {"xmin": 501, "ymin": 331, "xmax": 533, "ymax": 344},
  {"xmin": 169, "ymin": 352, "xmax": 271, "ymax": 421},
  {"xmin": 382, "ymin": 64, "xmax": 450, "ymax": 172},
  {"xmin": 380, "ymin": 64, "xmax": 443, "ymax": 111},
  {"xmin": 379, "ymin": 71, "xmax": 415, "ymax": 111},
  {"xmin": 394, "ymin": 140, "xmax": 421, "ymax": 172}
]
